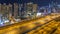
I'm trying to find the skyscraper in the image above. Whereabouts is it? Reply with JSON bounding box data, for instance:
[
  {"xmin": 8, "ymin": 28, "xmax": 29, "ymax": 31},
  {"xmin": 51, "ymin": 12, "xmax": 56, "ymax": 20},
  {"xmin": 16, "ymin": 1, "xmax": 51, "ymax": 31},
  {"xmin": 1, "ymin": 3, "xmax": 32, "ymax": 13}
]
[
  {"xmin": 14, "ymin": 3, "xmax": 19, "ymax": 19},
  {"xmin": 1, "ymin": 3, "xmax": 7, "ymax": 14},
  {"xmin": 32, "ymin": 4, "xmax": 37, "ymax": 18},
  {"xmin": 8, "ymin": 3, "xmax": 13, "ymax": 17},
  {"xmin": 19, "ymin": 4, "xmax": 23, "ymax": 17},
  {"xmin": 26, "ymin": 2, "xmax": 33, "ymax": 18},
  {"xmin": 23, "ymin": 2, "xmax": 38, "ymax": 19},
  {"xmin": 0, "ymin": 3, "xmax": 1, "ymax": 12},
  {"xmin": 26, "ymin": 2, "xmax": 33, "ymax": 13}
]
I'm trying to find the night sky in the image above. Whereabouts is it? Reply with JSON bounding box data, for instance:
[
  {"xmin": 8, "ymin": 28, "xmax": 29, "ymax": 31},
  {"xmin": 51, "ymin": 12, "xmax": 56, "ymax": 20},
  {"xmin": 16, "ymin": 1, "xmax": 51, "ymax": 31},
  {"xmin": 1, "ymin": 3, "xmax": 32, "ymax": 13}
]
[{"xmin": 0, "ymin": 0, "xmax": 60, "ymax": 6}]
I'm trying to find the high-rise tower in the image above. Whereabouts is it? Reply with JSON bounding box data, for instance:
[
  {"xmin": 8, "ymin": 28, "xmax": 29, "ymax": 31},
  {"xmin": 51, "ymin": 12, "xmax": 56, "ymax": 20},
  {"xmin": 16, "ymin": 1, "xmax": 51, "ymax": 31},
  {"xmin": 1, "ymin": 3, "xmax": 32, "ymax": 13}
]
[{"xmin": 14, "ymin": 3, "xmax": 19, "ymax": 19}]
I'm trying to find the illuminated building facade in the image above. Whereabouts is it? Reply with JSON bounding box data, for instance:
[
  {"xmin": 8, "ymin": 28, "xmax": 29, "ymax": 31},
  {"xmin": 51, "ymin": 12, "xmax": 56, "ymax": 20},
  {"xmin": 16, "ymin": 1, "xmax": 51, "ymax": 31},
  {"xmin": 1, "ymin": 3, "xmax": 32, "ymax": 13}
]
[
  {"xmin": 0, "ymin": 4, "xmax": 1, "ymax": 14},
  {"xmin": 32, "ymin": 4, "xmax": 37, "ymax": 18},
  {"xmin": 14, "ymin": 3, "xmax": 19, "ymax": 19},
  {"xmin": 26, "ymin": 2, "xmax": 38, "ymax": 19},
  {"xmin": 8, "ymin": 3, "xmax": 13, "ymax": 18}
]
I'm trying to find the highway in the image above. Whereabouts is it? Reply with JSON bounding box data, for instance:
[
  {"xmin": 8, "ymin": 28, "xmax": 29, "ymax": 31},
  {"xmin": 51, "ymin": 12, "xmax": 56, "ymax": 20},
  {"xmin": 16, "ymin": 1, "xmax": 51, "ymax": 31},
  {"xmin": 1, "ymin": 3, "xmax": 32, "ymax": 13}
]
[
  {"xmin": 0, "ymin": 13, "xmax": 60, "ymax": 34},
  {"xmin": 26, "ymin": 17, "xmax": 60, "ymax": 34}
]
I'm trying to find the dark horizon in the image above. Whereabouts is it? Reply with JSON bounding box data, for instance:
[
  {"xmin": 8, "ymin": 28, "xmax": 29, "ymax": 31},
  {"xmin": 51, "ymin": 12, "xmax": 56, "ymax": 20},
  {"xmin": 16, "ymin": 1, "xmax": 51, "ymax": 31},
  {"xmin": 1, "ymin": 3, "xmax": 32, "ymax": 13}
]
[{"xmin": 0, "ymin": 0, "xmax": 60, "ymax": 6}]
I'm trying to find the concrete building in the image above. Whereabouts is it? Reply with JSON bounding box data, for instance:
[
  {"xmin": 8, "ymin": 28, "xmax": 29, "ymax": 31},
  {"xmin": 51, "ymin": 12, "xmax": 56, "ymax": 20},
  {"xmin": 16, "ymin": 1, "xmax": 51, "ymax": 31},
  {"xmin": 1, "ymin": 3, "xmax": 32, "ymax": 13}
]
[
  {"xmin": 1, "ymin": 3, "xmax": 7, "ymax": 14},
  {"xmin": 32, "ymin": 4, "xmax": 37, "ymax": 18},
  {"xmin": 25, "ymin": 2, "xmax": 33, "ymax": 19},
  {"xmin": 19, "ymin": 4, "xmax": 23, "ymax": 17},
  {"xmin": 26, "ymin": 2, "xmax": 33, "ymax": 13},
  {"xmin": 0, "ymin": 3, "xmax": 1, "ymax": 14},
  {"xmin": 8, "ymin": 3, "xmax": 13, "ymax": 17},
  {"xmin": 14, "ymin": 3, "xmax": 19, "ymax": 19}
]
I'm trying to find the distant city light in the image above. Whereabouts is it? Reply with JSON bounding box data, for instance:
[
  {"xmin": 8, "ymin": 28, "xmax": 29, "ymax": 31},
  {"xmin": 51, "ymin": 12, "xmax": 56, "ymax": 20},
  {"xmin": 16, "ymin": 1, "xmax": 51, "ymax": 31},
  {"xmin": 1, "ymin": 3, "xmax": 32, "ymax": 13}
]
[
  {"xmin": 0, "ymin": 22, "xmax": 4, "ymax": 26},
  {"xmin": 0, "ymin": 22, "xmax": 3, "ymax": 25},
  {"xmin": 4, "ymin": 20, "xmax": 9, "ymax": 23},
  {"xmin": 37, "ymin": 13, "xmax": 42, "ymax": 16}
]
